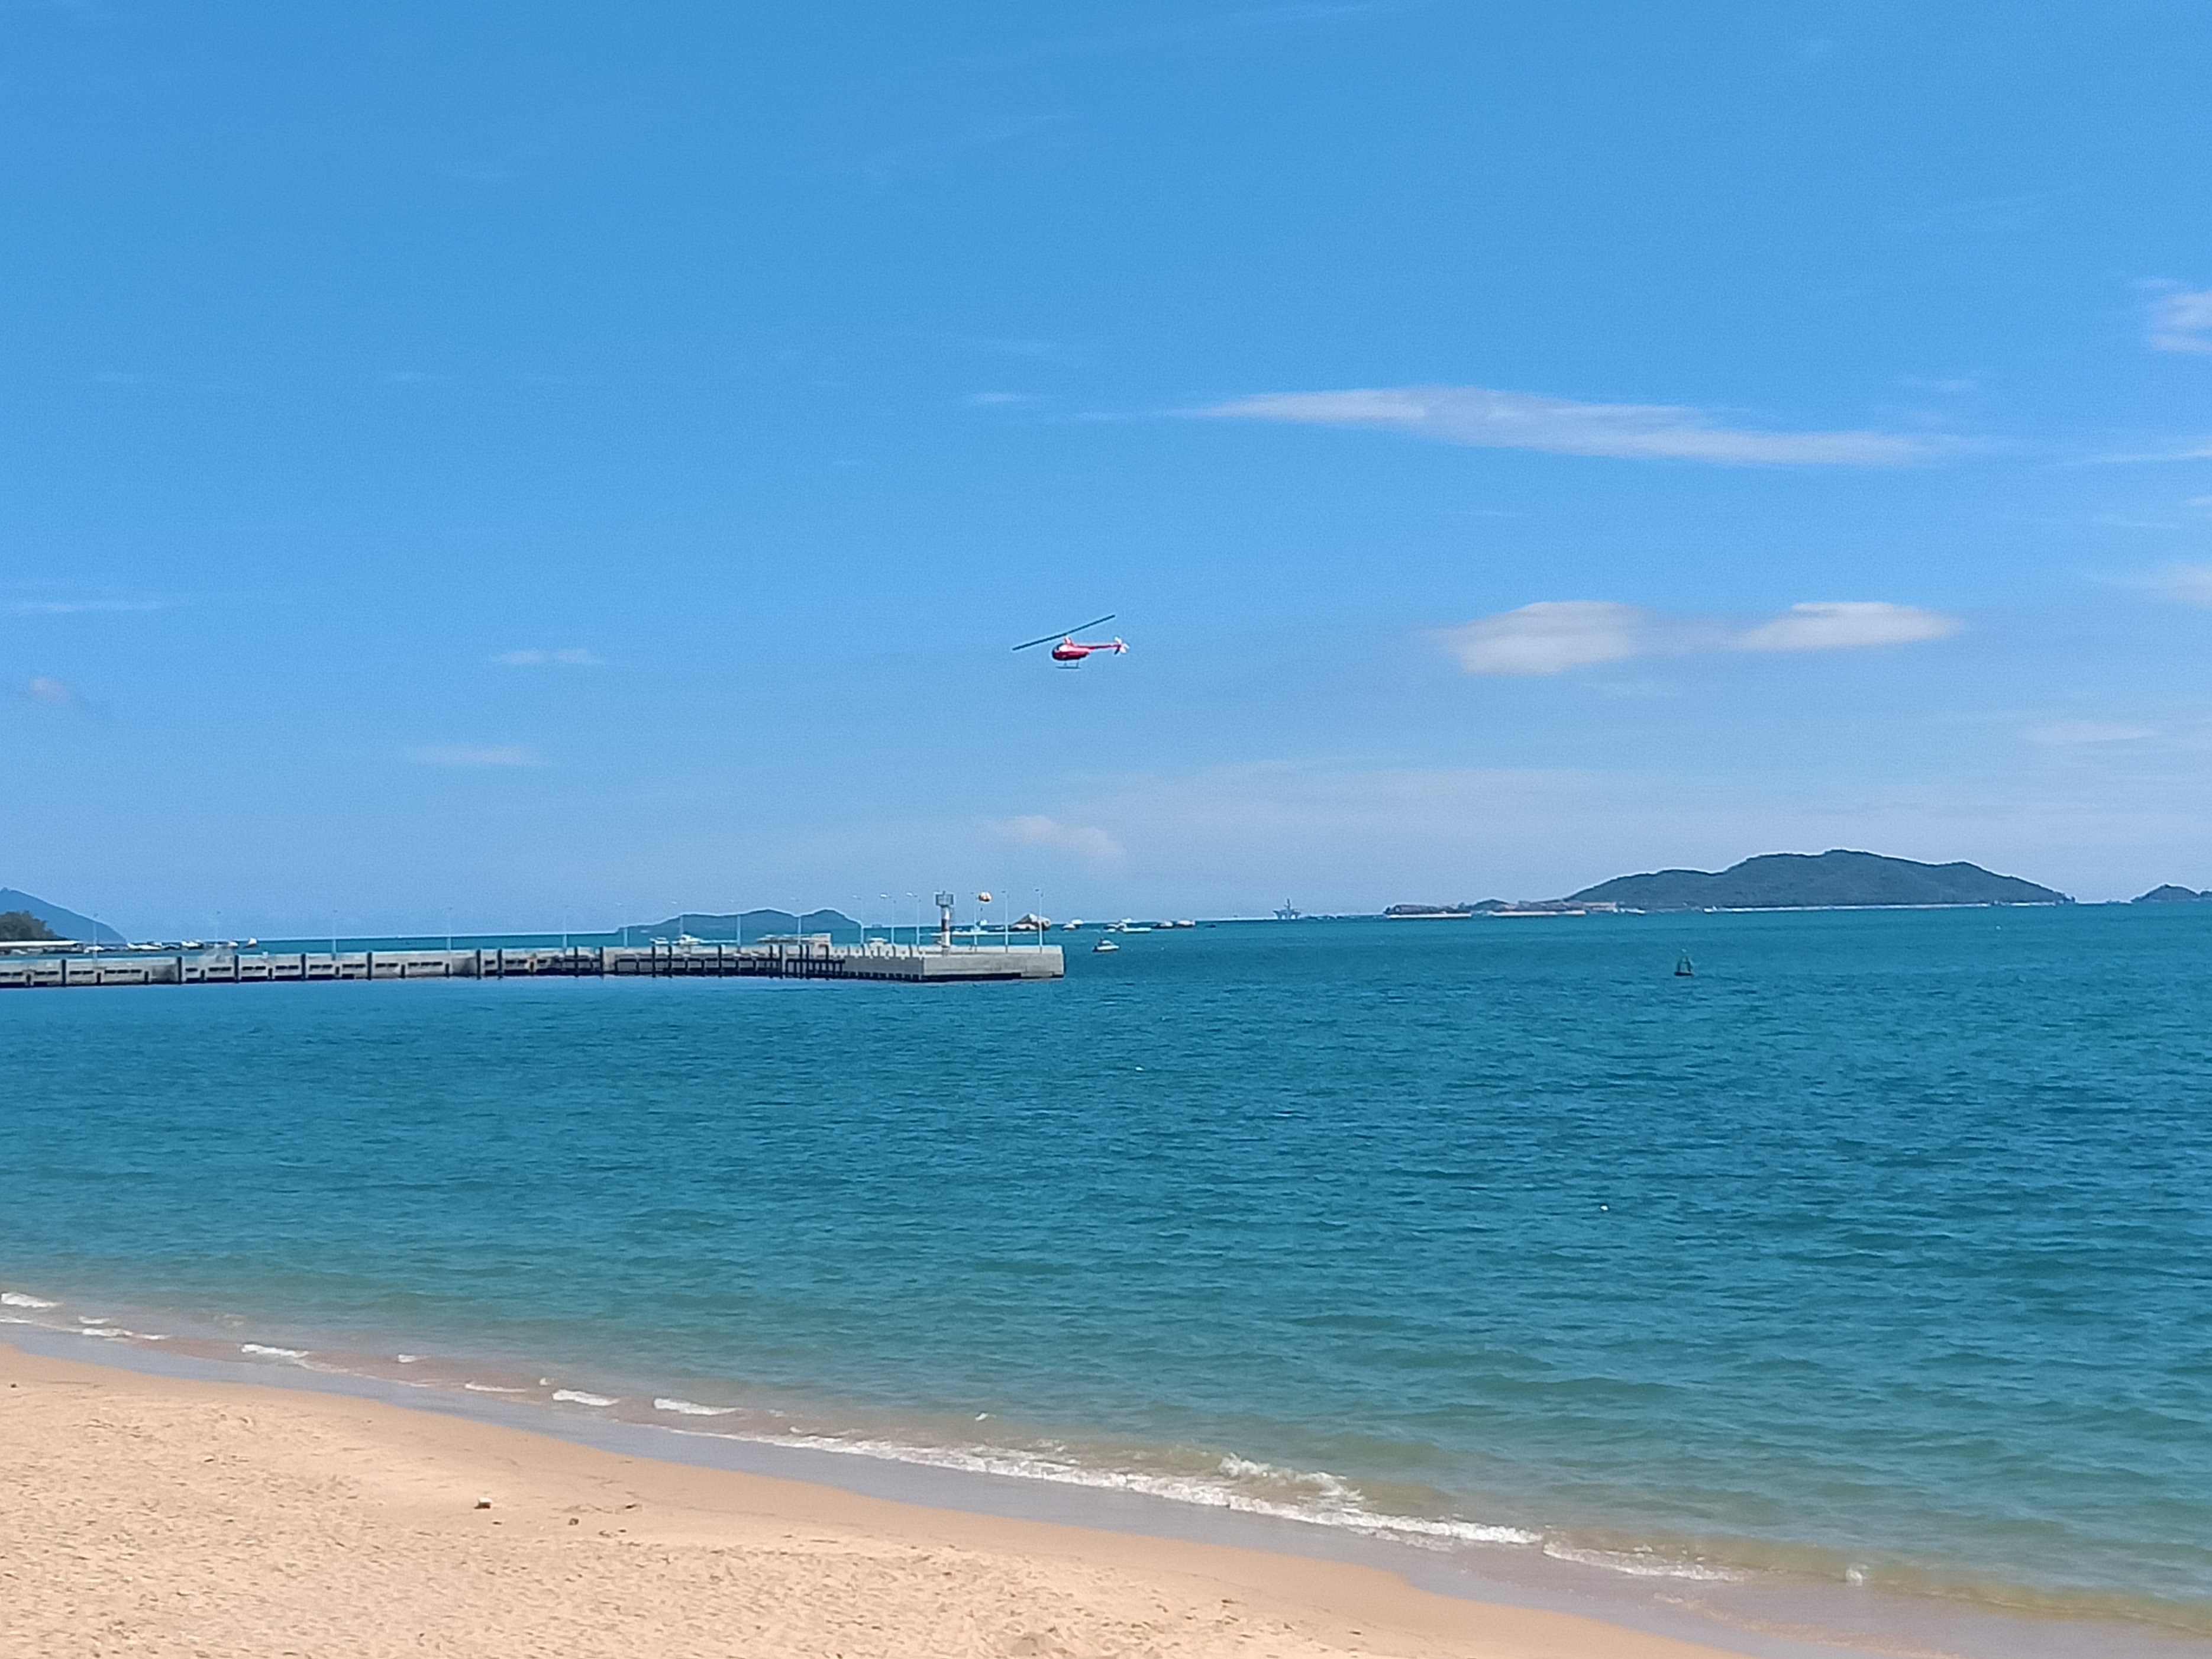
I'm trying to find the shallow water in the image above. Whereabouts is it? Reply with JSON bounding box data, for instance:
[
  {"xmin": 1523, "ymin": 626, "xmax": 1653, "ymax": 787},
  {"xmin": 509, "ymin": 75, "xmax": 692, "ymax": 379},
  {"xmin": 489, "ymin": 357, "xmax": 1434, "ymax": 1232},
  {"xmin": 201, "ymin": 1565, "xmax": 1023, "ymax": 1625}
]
[{"xmin": 5, "ymin": 909, "xmax": 2210, "ymax": 1648}]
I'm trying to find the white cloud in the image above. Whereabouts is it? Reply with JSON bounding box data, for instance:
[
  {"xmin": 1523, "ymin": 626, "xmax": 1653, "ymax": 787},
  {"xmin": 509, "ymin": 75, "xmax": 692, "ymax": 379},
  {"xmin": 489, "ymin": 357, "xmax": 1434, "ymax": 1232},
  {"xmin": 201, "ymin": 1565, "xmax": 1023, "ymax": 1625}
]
[
  {"xmin": 994, "ymin": 814, "xmax": 1123, "ymax": 864},
  {"xmin": 964, "ymin": 392, "xmax": 1042, "ymax": 406},
  {"xmin": 2081, "ymin": 440, "xmax": 2212, "ymax": 465},
  {"xmin": 1199, "ymin": 386, "xmax": 1940, "ymax": 465},
  {"xmin": 2146, "ymin": 288, "xmax": 2212, "ymax": 354},
  {"xmin": 1435, "ymin": 600, "xmax": 1961, "ymax": 675},
  {"xmin": 2026, "ymin": 720, "xmax": 2156, "ymax": 745},
  {"xmin": 1436, "ymin": 602, "xmax": 1646, "ymax": 675},
  {"xmin": 23, "ymin": 676, "xmax": 81, "ymax": 705},
  {"xmin": 406, "ymin": 744, "xmax": 541, "ymax": 768},
  {"xmin": 492, "ymin": 648, "xmax": 602, "ymax": 667},
  {"xmin": 1734, "ymin": 602, "xmax": 1961, "ymax": 653},
  {"xmin": 2140, "ymin": 564, "xmax": 2212, "ymax": 607}
]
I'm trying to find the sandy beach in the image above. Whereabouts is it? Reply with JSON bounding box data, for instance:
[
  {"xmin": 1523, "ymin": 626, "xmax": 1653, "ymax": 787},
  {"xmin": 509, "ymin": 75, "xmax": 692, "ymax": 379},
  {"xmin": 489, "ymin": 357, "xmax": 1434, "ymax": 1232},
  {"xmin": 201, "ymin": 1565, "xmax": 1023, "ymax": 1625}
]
[{"xmin": 0, "ymin": 1341, "xmax": 1758, "ymax": 1659}]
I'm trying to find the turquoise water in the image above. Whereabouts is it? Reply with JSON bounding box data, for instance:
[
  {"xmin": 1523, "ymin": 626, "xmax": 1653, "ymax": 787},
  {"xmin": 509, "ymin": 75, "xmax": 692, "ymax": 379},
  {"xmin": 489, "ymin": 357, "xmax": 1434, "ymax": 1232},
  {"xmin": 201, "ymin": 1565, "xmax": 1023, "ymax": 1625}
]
[{"xmin": 5, "ymin": 909, "xmax": 2211, "ymax": 1644}]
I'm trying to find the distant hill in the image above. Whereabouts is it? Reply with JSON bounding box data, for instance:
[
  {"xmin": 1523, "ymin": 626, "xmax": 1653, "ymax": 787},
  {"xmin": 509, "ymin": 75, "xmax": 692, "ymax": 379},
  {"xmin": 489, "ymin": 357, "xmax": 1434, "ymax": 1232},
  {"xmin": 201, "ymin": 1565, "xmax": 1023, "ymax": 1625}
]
[
  {"xmin": 0, "ymin": 909, "xmax": 60, "ymax": 941},
  {"xmin": 1567, "ymin": 851, "xmax": 2068, "ymax": 911},
  {"xmin": 2134, "ymin": 885, "xmax": 2212, "ymax": 903},
  {"xmin": 638, "ymin": 908, "xmax": 861, "ymax": 942},
  {"xmin": 0, "ymin": 888, "xmax": 126, "ymax": 943}
]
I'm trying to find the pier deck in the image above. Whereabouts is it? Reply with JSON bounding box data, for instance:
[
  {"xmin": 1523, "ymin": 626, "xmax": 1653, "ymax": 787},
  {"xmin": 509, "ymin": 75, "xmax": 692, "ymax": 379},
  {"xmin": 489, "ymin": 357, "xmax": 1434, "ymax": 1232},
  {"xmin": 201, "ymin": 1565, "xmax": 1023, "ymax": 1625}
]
[{"xmin": 0, "ymin": 938, "xmax": 1063, "ymax": 989}]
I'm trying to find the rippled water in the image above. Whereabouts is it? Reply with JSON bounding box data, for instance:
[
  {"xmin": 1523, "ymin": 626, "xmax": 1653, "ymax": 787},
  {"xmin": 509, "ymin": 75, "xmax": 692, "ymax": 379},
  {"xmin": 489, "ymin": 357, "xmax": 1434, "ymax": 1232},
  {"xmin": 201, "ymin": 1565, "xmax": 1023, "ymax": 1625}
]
[{"xmin": 5, "ymin": 909, "xmax": 2210, "ymax": 1646}]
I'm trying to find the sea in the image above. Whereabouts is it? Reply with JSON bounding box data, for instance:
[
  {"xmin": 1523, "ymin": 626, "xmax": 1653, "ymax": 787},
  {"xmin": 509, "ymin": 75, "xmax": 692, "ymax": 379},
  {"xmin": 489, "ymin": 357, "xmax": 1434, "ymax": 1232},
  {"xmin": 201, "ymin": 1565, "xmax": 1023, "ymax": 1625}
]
[{"xmin": 5, "ymin": 907, "xmax": 2210, "ymax": 1658}]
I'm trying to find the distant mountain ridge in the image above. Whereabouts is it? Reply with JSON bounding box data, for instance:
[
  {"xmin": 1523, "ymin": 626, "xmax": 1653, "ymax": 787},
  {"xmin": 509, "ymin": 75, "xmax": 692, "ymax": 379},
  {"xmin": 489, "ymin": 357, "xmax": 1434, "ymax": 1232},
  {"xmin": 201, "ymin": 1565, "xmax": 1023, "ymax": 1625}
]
[
  {"xmin": 639, "ymin": 908, "xmax": 860, "ymax": 941},
  {"xmin": 0, "ymin": 888, "xmax": 125, "ymax": 943},
  {"xmin": 2133, "ymin": 885, "xmax": 2212, "ymax": 903},
  {"xmin": 1566, "ymin": 851, "xmax": 2068, "ymax": 911}
]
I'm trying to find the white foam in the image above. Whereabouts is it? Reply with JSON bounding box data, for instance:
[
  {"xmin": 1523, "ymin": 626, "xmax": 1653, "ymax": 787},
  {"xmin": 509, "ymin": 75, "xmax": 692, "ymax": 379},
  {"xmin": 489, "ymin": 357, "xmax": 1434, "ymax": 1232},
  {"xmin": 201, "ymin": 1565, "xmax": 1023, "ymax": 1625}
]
[
  {"xmin": 552, "ymin": 1390, "xmax": 618, "ymax": 1408},
  {"xmin": 463, "ymin": 1383, "xmax": 526, "ymax": 1394},
  {"xmin": 661, "ymin": 1424, "xmax": 1538, "ymax": 1548},
  {"xmin": 240, "ymin": 1344, "xmax": 309, "ymax": 1359},
  {"xmin": 1542, "ymin": 1542, "xmax": 1748, "ymax": 1582},
  {"xmin": 2, "ymin": 1292, "xmax": 57, "ymax": 1309},
  {"xmin": 395, "ymin": 1354, "xmax": 424, "ymax": 1363},
  {"xmin": 1217, "ymin": 1454, "xmax": 1361, "ymax": 1502},
  {"xmin": 75, "ymin": 1326, "xmax": 124, "ymax": 1339},
  {"xmin": 653, "ymin": 1397, "xmax": 739, "ymax": 1416}
]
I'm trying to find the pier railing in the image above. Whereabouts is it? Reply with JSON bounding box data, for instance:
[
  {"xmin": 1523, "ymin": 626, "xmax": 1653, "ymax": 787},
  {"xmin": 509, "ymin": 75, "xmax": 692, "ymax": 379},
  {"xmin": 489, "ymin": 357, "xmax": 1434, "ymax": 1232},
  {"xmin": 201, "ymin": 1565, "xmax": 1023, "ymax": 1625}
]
[{"xmin": 0, "ymin": 938, "xmax": 1063, "ymax": 990}]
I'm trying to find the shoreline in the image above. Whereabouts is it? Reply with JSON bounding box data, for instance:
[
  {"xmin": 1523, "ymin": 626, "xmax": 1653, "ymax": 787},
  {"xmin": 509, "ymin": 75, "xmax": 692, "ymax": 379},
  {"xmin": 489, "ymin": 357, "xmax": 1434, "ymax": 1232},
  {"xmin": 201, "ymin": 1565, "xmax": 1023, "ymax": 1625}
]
[
  {"xmin": 4, "ymin": 1338, "xmax": 1758, "ymax": 1659},
  {"xmin": 6, "ymin": 1311, "xmax": 2204, "ymax": 1659}
]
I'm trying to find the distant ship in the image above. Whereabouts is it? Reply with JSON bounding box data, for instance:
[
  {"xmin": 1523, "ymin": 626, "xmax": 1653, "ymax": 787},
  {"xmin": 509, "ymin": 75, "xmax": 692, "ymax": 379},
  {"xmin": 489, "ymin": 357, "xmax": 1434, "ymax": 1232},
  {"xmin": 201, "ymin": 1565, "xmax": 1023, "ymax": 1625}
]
[{"xmin": 1274, "ymin": 902, "xmax": 1302, "ymax": 921}]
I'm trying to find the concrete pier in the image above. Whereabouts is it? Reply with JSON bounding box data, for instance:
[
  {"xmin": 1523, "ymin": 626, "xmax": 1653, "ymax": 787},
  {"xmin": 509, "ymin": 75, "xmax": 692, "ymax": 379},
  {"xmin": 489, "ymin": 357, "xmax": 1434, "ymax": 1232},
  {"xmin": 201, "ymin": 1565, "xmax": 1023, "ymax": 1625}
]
[{"xmin": 0, "ymin": 937, "xmax": 1063, "ymax": 990}]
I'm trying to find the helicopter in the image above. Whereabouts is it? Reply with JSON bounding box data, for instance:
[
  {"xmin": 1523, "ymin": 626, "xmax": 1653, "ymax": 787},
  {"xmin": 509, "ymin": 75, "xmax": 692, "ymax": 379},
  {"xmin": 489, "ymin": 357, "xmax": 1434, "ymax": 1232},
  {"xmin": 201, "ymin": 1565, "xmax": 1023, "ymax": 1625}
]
[{"xmin": 1013, "ymin": 614, "xmax": 1128, "ymax": 664}]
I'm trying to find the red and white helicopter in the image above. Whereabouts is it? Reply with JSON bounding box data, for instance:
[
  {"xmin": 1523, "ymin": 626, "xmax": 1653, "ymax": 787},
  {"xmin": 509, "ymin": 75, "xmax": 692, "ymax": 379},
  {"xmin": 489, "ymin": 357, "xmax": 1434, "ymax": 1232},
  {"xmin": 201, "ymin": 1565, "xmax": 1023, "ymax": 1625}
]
[{"xmin": 1013, "ymin": 614, "xmax": 1128, "ymax": 665}]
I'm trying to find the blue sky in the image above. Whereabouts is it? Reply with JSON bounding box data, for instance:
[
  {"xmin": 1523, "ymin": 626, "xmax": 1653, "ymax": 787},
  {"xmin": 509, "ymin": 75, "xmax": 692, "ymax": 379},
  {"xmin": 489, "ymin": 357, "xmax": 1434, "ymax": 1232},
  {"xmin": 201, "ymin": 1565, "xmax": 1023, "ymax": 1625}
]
[{"xmin": 7, "ymin": 1, "xmax": 2212, "ymax": 934}]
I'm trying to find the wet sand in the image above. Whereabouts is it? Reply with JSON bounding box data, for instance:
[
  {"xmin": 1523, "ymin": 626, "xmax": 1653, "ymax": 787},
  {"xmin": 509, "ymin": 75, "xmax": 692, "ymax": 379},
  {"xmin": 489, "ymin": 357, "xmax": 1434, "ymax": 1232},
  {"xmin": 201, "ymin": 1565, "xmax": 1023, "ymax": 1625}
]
[{"xmin": 0, "ymin": 1340, "xmax": 1753, "ymax": 1658}]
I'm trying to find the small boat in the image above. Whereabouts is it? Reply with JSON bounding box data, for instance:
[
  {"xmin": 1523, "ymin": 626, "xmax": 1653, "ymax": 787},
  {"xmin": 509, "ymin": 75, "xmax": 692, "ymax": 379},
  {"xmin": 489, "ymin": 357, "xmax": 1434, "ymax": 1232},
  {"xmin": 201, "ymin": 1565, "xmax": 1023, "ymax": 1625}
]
[
  {"xmin": 1674, "ymin": 952, "xmax": 1695, "ymax": 977},
  {"xmin": 1093, "ymin": 939, "xmax": 1119, "ymax": 953}
]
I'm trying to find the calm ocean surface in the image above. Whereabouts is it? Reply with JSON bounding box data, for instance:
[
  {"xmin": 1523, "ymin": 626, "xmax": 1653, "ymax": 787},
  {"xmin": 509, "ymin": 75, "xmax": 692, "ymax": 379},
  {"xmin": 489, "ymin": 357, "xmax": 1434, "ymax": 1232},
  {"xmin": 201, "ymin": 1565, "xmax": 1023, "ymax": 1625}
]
[{"xmin": 6, "ymin": 909, "xmax": 2211, "ymax": 1649}]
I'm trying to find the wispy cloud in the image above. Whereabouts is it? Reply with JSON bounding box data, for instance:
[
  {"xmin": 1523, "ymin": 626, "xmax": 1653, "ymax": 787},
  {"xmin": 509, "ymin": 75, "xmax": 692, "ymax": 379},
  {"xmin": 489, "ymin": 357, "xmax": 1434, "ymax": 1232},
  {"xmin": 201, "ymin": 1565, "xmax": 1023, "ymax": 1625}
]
[
  {"xmin": 2145, "ymin": 286, "xmax": 2212, "ymax": 354},
  {"xmin": 1435, "ymin": 602, "xmax": 1646, "ymax": 675},
  {"xmin": 11, "ymin": 598, "xmax": 164, "ymax": 615},
  {"xmin": 406, "ymin": 744, "xmax": 541, "ymax": 768},
  {"xmin": 2078, "ymin": 440, "xmax": 2212, "ymax": 465},
  {"xmin": 994, "ymin": 814, "xmax": 1123, "ymax": 864},
  {"xmin": 492, "ymin": 648, "xmax": 602, "ymax": 667},
  {"xmin": 1735, "ymin": 602, "xmax": 1961, "ymax": 652},
  {"xmin": 2136, "ymin": 564, "xmax": 2212, "ymax": 606},
  {"xmin": 964, "ymin": 392, "xmax": 1044, "ymax": 406},
  {"xmin": 1435, "ymin": 600, "xmax": 1961, "ymax": 675},
  {"xmin": 21, "ymin": 676, "xmax": 83, "ymax": 706},
  {"xmin": 1199, "ymin": 386, "xmax": 1943, "ymax": 465},
  {"xmin": 2026, "ymin": 719, "xmax": 2156, "ymax": 745}
]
